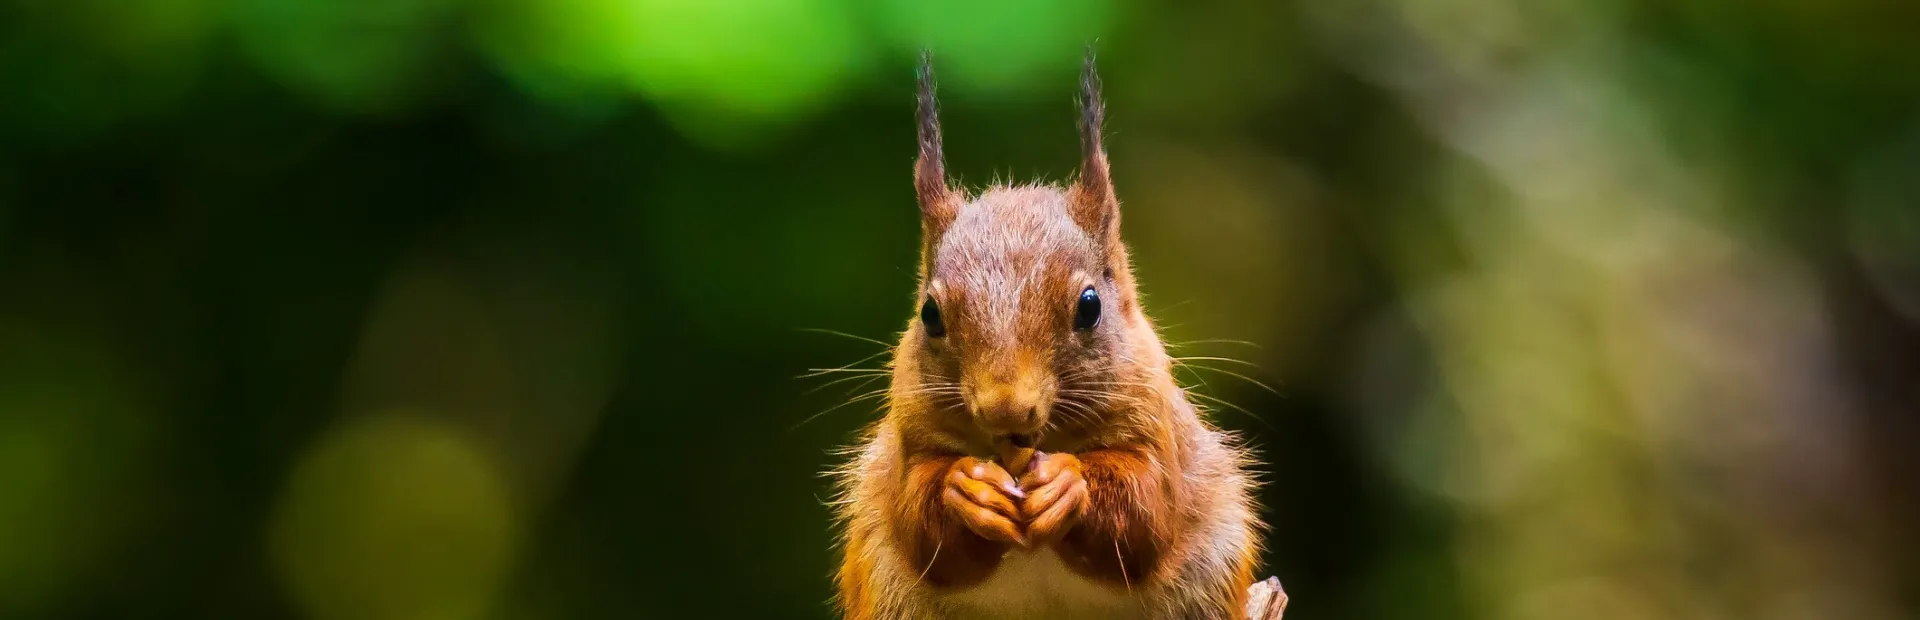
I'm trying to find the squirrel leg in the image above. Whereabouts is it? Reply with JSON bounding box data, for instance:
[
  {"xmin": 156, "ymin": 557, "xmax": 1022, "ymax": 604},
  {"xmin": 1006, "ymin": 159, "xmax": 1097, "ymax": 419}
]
[
  {"xmin": 1043, "ymin": 447, "xmax": 1176, "ymax": 589},
  {"xmin": 888, "ymin": 454, "xmax": 1021, "ymax": 590}
]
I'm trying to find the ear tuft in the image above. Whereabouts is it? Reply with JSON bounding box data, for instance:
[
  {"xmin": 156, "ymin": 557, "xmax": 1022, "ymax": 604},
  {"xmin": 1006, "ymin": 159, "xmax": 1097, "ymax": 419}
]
[
  {"xmin": 916, "ymin": 49, "xmax": 958, "ymax": 240},
  {"xmin": 1071, "ymin": 44, "xmax": 1119, "ymax": 250}
]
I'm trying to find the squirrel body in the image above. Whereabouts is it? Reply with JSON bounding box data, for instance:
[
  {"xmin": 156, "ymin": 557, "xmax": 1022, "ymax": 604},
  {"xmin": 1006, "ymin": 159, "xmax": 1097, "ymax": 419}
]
[{"xmin": 833, "ymin": 51, "xmax": 1263, "ymax": 620}]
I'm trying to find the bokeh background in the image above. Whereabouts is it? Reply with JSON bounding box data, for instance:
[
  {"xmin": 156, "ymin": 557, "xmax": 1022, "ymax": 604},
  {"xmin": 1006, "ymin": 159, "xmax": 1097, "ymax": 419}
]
[{"xmin": 2, "ymin": 0, "xmax": 1917, "ymax": 618}]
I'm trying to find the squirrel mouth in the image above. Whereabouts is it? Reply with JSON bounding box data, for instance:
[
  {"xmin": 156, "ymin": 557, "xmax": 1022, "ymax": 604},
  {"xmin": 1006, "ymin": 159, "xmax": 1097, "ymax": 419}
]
[{"xmin": 1002, "ymin": 433, "xmax": 1035, "ymax": 449}]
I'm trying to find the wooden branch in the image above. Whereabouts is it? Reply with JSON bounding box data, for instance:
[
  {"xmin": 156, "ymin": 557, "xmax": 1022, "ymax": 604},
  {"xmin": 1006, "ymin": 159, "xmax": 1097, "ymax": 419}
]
[{"xmin": 1245, "ymin": 576, "xmax": 1288, "ymax": 620}]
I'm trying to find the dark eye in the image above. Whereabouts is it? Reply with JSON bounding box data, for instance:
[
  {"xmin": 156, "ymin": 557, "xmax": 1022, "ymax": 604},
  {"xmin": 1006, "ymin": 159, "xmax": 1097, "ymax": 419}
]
[
  {"xmin": 1074, "ymin": 287, "xmax": 1100, "ymax": 331},
  {"xmin": 921, "ymin": 298, "xmax": 946, "ymax": 338}
]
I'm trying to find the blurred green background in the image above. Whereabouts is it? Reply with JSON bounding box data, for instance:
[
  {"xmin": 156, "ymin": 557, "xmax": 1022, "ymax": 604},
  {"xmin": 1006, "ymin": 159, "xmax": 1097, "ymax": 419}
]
[{"xmin": 2, "ymin": 0, "xmax": 1918, "ymax": 618}]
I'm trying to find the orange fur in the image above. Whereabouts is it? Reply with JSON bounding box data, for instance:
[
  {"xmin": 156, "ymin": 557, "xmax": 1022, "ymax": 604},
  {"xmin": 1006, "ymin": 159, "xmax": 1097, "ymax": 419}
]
[{"xmin": 832, "ymin": 49, "xmax": 1264, "ymax": 620}]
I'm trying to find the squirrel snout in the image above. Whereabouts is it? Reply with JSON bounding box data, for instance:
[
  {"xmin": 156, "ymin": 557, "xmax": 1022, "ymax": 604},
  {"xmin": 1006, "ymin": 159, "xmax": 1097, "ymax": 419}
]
[{"xmin": 968, "ymin": 383, "xmax": 1047, "ymax": 436}]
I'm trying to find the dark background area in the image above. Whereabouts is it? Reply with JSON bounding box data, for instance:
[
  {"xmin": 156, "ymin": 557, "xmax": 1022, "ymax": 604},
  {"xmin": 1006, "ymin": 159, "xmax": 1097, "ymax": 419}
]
[{"xmin": 1, "ymin": 1, "xmax": 1916, "ymax": 618}]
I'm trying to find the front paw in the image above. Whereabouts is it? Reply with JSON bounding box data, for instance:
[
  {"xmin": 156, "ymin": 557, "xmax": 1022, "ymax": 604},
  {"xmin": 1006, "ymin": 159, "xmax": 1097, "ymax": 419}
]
[
  {"xmin": 1018, "ymin": 451, "xmax": 1088, "ymax": 544},
  {"xmin": 942, "ymin": 456, "xmax": 1028, "ymax": 547}
]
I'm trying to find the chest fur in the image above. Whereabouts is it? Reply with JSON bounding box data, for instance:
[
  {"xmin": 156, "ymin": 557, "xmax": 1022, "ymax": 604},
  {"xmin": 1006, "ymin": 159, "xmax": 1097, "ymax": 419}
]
[{"xmin": 939, "ymin": 548, "xmax": 1143, "ymax": 620}]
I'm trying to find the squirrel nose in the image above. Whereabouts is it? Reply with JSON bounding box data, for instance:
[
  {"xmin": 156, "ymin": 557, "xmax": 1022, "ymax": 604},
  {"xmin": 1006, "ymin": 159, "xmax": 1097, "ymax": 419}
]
[{"xmin": 971, "ymin": 384, "xmax": 1043, "ymax": 435}]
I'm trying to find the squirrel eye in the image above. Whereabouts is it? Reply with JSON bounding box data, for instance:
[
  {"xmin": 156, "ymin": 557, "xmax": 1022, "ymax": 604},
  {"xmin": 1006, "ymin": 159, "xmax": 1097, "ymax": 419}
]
[
  {"xmin": 1074, "ymin": 287, "xmax": 1100, "ymax": 331},
  {"xmin": 921, "ymin": 298, "xmax": 946, "ymax": 338}
]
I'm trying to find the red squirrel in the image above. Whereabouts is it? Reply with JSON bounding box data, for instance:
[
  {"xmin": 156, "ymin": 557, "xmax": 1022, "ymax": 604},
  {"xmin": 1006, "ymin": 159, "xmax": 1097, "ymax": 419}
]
[{"xmin": 832, "ymin": 50, "xmax": 1265, "ymax": 619}]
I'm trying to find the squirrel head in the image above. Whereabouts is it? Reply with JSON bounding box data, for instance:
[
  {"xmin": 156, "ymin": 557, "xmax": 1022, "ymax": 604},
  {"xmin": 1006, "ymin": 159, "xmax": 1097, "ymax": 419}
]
[{"xmin": 904, "ymin": 49, "xmax": 1145, "ymax": 449}]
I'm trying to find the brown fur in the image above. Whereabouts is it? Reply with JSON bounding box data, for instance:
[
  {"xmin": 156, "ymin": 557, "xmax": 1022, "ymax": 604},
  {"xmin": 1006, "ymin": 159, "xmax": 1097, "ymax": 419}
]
[{"xmin": 833, "ymin": 49, "xmax": 1264, "ymax": 619}]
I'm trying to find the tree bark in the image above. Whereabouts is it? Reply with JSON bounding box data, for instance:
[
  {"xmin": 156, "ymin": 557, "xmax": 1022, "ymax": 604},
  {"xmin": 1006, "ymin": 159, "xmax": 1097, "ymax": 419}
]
[{"xmin": 1244, "ymin": 576, "xmax": 1288, "ymax": 620}]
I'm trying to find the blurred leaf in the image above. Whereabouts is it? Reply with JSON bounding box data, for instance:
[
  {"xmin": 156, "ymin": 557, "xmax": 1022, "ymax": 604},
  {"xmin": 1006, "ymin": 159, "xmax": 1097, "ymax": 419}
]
[
  {"xmin": 0, "ymin": 319, "xmax": 149, "ymax": 616},
  {"xmin": 871, "ymin": 0, "xmax": 1115, "ymax": 94},
  {"xmin": 232, "ymin": 0, "xmax": 464, "ymax": 114},
  {"xmin": 271, "ymin": 413, "xmax": 517, "ymax": 620},
  {"xmin": 481, "ymin": 0, "xmax": 870, "ymax": 149}
]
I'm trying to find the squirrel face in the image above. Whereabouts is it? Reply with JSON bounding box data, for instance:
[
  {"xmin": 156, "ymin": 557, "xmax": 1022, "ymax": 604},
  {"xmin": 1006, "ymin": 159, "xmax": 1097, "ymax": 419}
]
[
  {"xmin": 916, "ymin": 186, "xmax": 1123, "ymax": 441},
  {"xmin": 906, "ymin": 51, "xmax": 1134, "ymax": 449}
]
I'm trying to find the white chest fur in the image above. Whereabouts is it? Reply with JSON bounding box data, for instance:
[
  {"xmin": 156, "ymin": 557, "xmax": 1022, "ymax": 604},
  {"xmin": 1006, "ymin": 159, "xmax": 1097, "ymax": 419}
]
[{"xmin": 940, "ymin": 548, "xmax": 1144, "ymax": 620}]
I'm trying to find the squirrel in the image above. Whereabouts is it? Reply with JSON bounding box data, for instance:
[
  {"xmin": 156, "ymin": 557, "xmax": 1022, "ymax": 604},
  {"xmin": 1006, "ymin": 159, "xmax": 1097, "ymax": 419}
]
[{"xmin": 831, "ymin": 49, "xmax": 1265, "ymax": 620}]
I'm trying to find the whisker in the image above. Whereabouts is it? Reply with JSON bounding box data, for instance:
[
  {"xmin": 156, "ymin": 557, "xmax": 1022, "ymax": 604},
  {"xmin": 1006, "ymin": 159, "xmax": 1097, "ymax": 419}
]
[
  {"xmin": 790, "ymin": 380, "xmax": 966, "ymax": 432},
  {"xmin": 1171, "ymin": 361, "xmax": 1215, "ymax": 392},
  {"xmin": 1048, "ymin": 398, "xmax": 1100, "ymax": 431},
  {"xmin": 802, "ymin": 372, "xmax": 890, "ymax": 395},
  {"xmin": 1171, "ymin": 355, "xmax": 1261, "ymax": 368},
  {"xmin": 796, "ymin": 327, "xmax": 896, "ymax": 349},
  {"xmin": 802, "ymin": 368, "xmax": 892, "ymax": 376},
  {"xmin": 1055, "ymin": 388, "xmax": 1148, "ymax": 407},
  {"xmin": 1166, "ymin": 338, "xmax": 1262, "ymax": 350},
  {"xmin": 791, "ymin": 398, "xmax": 885, "ymax": 432},
  {"xmin": 1187, "ymin": 390, "xmax": 1277, "ymax": 433},
  {"xmin": 796, "ymin": 349, "xmax": 893, "ymax": 379},
  {"xmin": 1081, "ymin": 351, "xmax": 1276, "ymax": 432},
  {"xmin": 1174, "ymin": 364, "xmax": 1280, "ymax": 396}
]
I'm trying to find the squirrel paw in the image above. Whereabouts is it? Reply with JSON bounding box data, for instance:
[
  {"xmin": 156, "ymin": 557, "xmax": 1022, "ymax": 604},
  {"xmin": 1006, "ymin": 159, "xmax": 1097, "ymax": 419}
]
[
  {"xmin": 1018, "ymin": 451, "xmax": 1088, "ymax": 544},
  {"xmin": 942, "ymin": 456, "xmax": 1027, "ymax": 547}
]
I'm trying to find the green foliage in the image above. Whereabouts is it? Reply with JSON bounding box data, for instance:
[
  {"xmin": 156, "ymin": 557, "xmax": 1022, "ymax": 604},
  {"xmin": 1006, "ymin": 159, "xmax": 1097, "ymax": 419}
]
[{"xmin": 0, "ymin": 0, "xmax": 1916, "ymax": 618}]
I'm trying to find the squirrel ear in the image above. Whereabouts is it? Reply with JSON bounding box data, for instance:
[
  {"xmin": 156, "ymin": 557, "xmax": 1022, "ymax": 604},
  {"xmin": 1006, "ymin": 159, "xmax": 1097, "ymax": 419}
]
[
  {"xmin": 1070, "ymin": 45, "xmax": 1119, "ymax": 252},
  {"xmin": 916, "ymin": 50, "xmax": 959, "ymax": 246}
]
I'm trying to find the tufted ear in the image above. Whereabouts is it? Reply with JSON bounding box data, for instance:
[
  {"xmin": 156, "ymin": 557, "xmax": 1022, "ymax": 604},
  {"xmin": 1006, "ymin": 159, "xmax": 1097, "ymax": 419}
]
[
  {"xmin": 915, "ymin": 49, "xmax": 959, "ymax": 257},
  {"xmin": 1069, "ymin": 46, "xmax": 1119, "ymax": 255}
]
